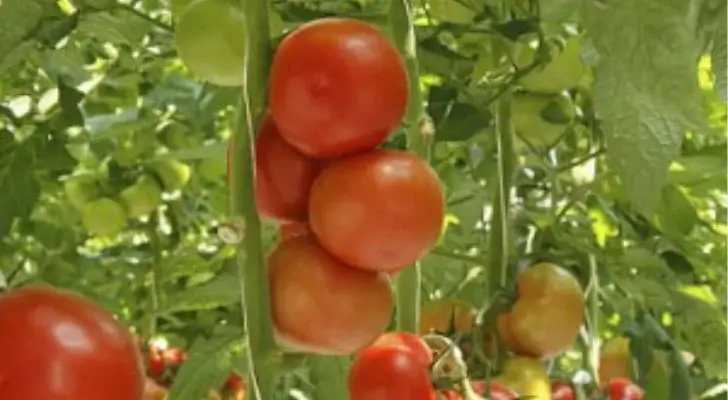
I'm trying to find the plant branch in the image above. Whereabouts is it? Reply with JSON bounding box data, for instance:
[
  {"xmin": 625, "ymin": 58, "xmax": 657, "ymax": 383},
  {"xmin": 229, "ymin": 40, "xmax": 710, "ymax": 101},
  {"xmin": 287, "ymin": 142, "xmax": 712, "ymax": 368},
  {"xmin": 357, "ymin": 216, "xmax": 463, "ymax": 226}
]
[
  {"xmin": 145, "ymin": 212, "xmax": 164, "ymax": 338},
  {"xmin": 229, "ymin": 0, "xmax": 279, "ymax": 399},
  {"xmin": 390, "ymin": 0, "xmax": 428, "ymax": 334}
]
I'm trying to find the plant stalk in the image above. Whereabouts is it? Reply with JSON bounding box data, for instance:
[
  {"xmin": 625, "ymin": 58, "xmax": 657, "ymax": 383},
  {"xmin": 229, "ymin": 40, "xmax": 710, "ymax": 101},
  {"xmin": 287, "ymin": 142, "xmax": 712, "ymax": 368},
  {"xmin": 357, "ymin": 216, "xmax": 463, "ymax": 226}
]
[
  {"xmin": 229, "ymin": 0, "xmax": 279, "ymax": 399},
  {"xmin": 389, "ymin": 0, "xmax": 428, "ymax": 333}
]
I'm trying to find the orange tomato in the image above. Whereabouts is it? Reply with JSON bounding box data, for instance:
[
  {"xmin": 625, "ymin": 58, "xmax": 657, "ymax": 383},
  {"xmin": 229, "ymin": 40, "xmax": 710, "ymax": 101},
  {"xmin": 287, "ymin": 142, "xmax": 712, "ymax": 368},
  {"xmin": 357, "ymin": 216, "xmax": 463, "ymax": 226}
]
[{"xmin": 419, "ymin": 299, "xmax": 476, "ymax": 334}]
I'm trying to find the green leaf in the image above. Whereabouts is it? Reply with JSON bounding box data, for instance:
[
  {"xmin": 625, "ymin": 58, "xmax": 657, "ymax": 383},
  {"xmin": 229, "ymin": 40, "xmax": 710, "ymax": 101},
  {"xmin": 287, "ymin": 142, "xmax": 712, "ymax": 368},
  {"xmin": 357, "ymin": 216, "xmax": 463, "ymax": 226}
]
[
  {"xmin": 584, "ymin": 0, "xmax": 706, "ymax": 217},
  {"xmin": 167, "ymin": 330, "xmax": 243, "ymax": 400},
  {"xmin": 58, "ymin": 80, "xmax": 85, "ymax": 128},
  {"xmin": 161, "ymin": 268, "xmax": 240, "ymax": 313},
  {"xmin": 427, "ymin": 85, "xmax": 492, "ymax": 142},
  {"xmin": 711, "ymin": 3, "xmax": 727, "ymax": 101},
  {"xmin": 75, "ymin": 10, "xmax": 150, "ymax": 46},
  {"xmin": 0, "ymin": 0, "xmax": 44, "ymax": 68},
  {"xmin": 0, "ymin": 135, "xmax": 41, "ymax": 238},
  {"xmin": 654, "ymin": 184, "xmax": 698, "ymax": 238}
]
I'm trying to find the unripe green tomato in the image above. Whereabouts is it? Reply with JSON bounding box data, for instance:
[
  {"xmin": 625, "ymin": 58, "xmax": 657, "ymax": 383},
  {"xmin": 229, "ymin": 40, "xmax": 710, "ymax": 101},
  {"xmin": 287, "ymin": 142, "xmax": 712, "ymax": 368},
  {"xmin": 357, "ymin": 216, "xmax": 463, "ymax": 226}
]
[
  {"xmin": 120, "ymin": 175, "xmax": 163, "ymax": 218},
  {"xmin": 64, "ymin": 174, "xmax": 102, "ymax": 211},
  {"xmin": 82, "ymin": 198, "xmax": 127, "ymax": 237},
  {"xmin": 150, "ymin": 159, "xmax": 192, "ymax": 191},
  {"xmin": 170, "ymin": 0, "xmax": 192, "ymax": 15},
  {"xmin": 512, "ymin": 92, "xmax": 576, "ymax": 148},
  {"xmin": 174, "ymin": 0, "xmax": 247, "ymax": 87},
  {"xmin": 514, "ymin": 36, "xmax": 586, "ymax": 94}
]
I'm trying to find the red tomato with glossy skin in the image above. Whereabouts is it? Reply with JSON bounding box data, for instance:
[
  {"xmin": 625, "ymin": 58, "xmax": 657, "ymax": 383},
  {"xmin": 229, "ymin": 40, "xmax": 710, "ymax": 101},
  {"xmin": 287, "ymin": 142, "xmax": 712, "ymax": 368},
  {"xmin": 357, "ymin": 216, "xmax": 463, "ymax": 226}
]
[
  {"xmin": 0, "ymin": 285, "xmax": 145, "ymax": 400},
  {"xmin": 349, "ymin": 345, "xmax": 435, "ymax": 400},
  {"xmin": 551, "ymin": 381, "xmax": 575, "ymax": 400},
  {"xmin": 371, "ymin": 331, "xmax": 433, "ymax": 367},
  {"xmin": 269, "ymin": 236, "xmax": 394, "ymax": 355},
  {"xmin": 278, "ymin": 221, "xmax": 312, "ymax": 241},
  {"xmin": 254, "ymin": 116, "xmax": 323, "ymax": 222},
  {"xmin": 269, "ymin": 18, "xmax": 408, "ymax": 158},
  {"xmin": 309, "ymin": 150, "xmax": 445, "ymax": 272},
  {"xmin": 147, "ymin": 348, "xmax": 166, "ymax": 379},
  {"xmin": 607, "ymin": 378, "xmax": 644, "ymax": 400}
]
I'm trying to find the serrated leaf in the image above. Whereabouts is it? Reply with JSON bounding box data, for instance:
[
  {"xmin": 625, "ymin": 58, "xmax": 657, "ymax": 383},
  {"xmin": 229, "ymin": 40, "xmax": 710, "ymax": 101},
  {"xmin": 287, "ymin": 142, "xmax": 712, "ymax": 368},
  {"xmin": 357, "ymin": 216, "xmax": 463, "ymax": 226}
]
[
  {"xmin": 161, "ymin": 269, "xmax": 240, "ymax": 313},
  {"xmin": 0, "ymin": 0, "xmax": 44, "ymax": 68},
  {"xmin": 0, "ymin": 135, "xmax": 41, "ymax": 238},
  {"xmin": 711, "ymin": 4, "xmax": 727, "ymax": 101},
  {"xmin": 584, "ymin": 0, "xmax": 706, "ymax": 217},
  {"xmin": 75, "ymin": 10, "xmax": 150, "ymax": 46},
  {"xmin": 168, "ymin": 331, "xmax": 243, "ymax": 400}
]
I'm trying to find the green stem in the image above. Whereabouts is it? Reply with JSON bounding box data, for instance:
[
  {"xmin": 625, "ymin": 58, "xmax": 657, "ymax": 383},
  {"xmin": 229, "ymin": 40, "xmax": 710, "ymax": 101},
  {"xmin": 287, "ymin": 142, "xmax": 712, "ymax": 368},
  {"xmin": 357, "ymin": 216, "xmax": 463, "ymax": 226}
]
[
  {"xmin": 229, "ymin": 0, "xmax": 279, "ymax": 399},
  {"xmin": 309, "ymin": 356, "xmax": 351, "ymax": 400},
  {"xmin": 389, "ymin": 0, "xmax": 428, "ymax": 334},
  {"xmin": 146, "ymin": 212, "xmax": 163, "ymax": 338},
  {"xmin": 586, "ymin": 255, "xmax": 600, "ymax": 385}
]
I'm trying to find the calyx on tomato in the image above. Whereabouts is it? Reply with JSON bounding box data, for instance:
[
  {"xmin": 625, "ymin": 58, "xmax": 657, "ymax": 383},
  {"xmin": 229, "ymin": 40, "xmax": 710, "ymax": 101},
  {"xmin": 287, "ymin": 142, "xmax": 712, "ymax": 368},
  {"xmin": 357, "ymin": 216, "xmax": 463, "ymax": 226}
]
[
  {"xmin": 497, "ymin": 262, "xmax": 585, "ymax": 359},
  {"xmin": 120, "ymin": 174, "xmax": 163, "ymax": 218},
  {"xmin": 82, "ymin": 198, "xmax": 127, "ymax": 237},
  {"xmin": 174, "ymin": 0, "xmax": 246, "ymax": 87},
  {"xmin": 0, "ymin": 285, "xmax": 145, "ymax": 400},
  {"xmin": 268, "ymin": 236, "xmax": 393, "ymax": 355},
  {"xmin": 514, "ymin": 36, "xmax": 586, "ymax": 94},
  {"xmin": 512, "ymin": 92, "xmax": 576, "ymax": 148}
]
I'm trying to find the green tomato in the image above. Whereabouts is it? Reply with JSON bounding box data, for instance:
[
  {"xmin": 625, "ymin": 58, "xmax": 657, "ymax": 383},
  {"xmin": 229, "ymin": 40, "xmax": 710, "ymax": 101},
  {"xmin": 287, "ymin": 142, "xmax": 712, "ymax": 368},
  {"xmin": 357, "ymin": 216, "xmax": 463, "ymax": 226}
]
[
  {"xmin": 120, "ymin": 175, "xmax": 163, "ymax": 218},
  {"xmin": 198, "ymin": 157, "xmax": 226, "ymax": 181},
  {"xmin": 151, "ymin": 159, "xmax": 192, "ymax": 191},
  {"xmin": 170, "ymin": 0, "xmax": 193, "ymax": 15},
  {"xmin": 64, "ymin": 174, "xmax": 102, "ymax": 211},
  {"xmin": 174, "ymin": 0, "xmax": 247, "ymax": 87},
  {"xmin": 512, "ymin": 92, "xmax": 576, "ymax": 148},
  {"xmin": 82, "ymin": 198, "xmax": 127, "ymax": 237},
  {"xmin": 514, "ymin": 36, "xmax": 586, "ymax": 94}
]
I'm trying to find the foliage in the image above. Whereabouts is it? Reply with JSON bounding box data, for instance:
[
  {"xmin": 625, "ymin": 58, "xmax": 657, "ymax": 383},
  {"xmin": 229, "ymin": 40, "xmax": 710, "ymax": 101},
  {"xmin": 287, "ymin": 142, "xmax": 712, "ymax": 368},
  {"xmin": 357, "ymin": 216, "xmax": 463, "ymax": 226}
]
[{"xmin": 0, "ymin": 0, "xmax": 725, "ymax": 399}]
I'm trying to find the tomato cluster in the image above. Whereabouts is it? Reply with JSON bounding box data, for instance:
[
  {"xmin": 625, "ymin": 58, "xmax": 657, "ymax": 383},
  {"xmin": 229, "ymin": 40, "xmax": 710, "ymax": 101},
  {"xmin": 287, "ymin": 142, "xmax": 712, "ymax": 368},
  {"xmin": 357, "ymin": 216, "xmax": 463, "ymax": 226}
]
[{"xmin": 225, "ymin": 17, "xmax": 445, "ymax": 355}]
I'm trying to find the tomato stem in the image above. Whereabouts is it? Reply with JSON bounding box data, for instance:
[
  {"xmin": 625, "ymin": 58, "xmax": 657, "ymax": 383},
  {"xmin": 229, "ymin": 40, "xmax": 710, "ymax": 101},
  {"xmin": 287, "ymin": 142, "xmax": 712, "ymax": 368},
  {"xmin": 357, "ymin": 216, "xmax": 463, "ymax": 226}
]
[
  {"xmin": 389, "ymin": 0, "xmax": 427, "ymax": 334},
  {"xmin": 309, "ymin": 356, "xmax": 351, "ymax": 400},
  {"xmin": 586, "ymin": 254, "xmax": 601, "ymax": 385},
  {"xmin": 145, "ymin": 213, "xmax": 163, "ymax": 338},
  {"xmin": 229, "ymin": 0, "xmax": 280, "ymax": 398}
]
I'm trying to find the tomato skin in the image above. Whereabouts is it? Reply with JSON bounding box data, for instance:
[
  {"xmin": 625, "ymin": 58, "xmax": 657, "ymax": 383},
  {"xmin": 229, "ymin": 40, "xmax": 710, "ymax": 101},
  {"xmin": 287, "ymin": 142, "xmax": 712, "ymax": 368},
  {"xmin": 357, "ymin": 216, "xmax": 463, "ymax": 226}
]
[
  {"xmin": 497, "ymin": 263, "xmax": 585, "ymax": 359},
  {"xmin": 371, "ymin": 331, "xmax": 433, "ymax": 367},
  {"xmin": 607, "ymin": 378, "xmax": 644, "ymax": 400},
  {"xmin": 0, "ymin": 286, "xmax": 144, "ymax": 400},
  {"xmin": 254, "ymin": 116, "xmax": 323, "ymax": 222},
  {"xmin": 278, "ymin": 221, "xmax": 312, "ymax": 241},
  {"xmin": 349, "ymin": 345, "xmax": 435, "ymax": 400},
  {"xmin": 268, "ymin": 236, "xmax": 394, "ymax": 355},
  {"xmin": 269, "ymin": 18, "xmax": 408, "ymax": 158},
  {"xmin": 309, "ymin": 150, "xmax": 445, "ymax": 272},
  {"xmin": 551, "ymin": 381, "xmax": 575, "ymax": 400},
  {"xmin": 494, "ymin": 357, "xmax": 551, "ymax": 399},
  {"xmin": 419, "ymin": 299, "xmax": 476, "ymax": 334},
  {"xmin": 147, "ymin": 348, "xmax": 166, "ymax": 380}
]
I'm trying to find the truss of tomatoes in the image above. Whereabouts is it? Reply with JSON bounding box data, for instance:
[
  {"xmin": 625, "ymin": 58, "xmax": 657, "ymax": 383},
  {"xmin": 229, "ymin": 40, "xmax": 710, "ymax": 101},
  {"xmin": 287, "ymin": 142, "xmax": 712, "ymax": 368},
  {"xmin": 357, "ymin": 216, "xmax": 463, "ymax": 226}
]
[{"xmin": 226, "ymin": 17, "xmax": 446, "ymax": 356}]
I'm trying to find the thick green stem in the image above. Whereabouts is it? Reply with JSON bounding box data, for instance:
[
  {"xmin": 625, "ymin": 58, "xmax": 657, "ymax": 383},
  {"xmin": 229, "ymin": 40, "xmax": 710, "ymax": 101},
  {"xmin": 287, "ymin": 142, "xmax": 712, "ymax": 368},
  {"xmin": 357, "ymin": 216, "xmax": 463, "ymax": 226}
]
[
  {"xmin": 586, "ymin": 255, "xmax": 601, "ymax": 385},
  {"xmin": 145, "ymin": 212, "xmax": 163, "ymax": 338},
  {"xmin": 389, "ymin": 0, "xmax": 428, "ymax": 334},
  {"xmin": 229, "ymin": 1, "xmax": 279, "ymax": 399}
]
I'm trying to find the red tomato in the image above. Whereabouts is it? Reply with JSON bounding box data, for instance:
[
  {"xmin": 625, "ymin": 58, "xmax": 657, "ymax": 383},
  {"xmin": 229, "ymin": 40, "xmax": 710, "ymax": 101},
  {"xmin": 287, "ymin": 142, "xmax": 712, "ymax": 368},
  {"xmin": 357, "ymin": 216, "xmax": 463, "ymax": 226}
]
[
  {"xmin": 0, "ymin": 285, "xmax": 145, "ymax": 400},
  {"xmin": 371, "ymin": 331, "xmax": 433, "ymax": 367},
  {"xmin": 269, "ymin": 17, "xmax": 408, "ymax": 158},
  {"xmin": 349, "ymin": 345, "xmax": 435, "ymax": 400},
  {"xmin": 254, "ymin": 115, "xmax": 323, "ymax": 222},
  {"xmin": 147, "ymin": 348, "xmax": 166, "ymax": 379},
  {"xmin": 470, "ymin": 381, "xmax": 518, "ymax": 399},
  {"xmin": 278, "ymin": 221, "xmax": 312, "ymax": 241},
  {"xmin": 309, "ymin": 150, "xmax": 445, "ymax": 272},
  {"xmin": 551, "ymin": 381, "xmax": 575, "ymax": 400},
  {"xmin": 161, "ymin": 347, "xmax": 188, "ymax": 365},
  {"xmin": 269, "ymin": 236, "xmax": 394, "ymax": 355},
  {"xmin": 607, "ymin": 378, "xmax": 644, "ymax": 400},
  {"xmin": 225, "ymin": 373, "xmax": 245, "ymax": 391}
]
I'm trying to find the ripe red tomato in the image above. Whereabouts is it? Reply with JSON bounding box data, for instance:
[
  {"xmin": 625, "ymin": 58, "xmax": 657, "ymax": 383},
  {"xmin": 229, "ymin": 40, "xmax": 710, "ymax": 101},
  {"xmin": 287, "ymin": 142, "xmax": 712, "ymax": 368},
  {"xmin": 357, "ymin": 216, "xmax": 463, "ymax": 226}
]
[
  {"xmin": 551, "ymin": 381, "xmax": 575, "ymax": 400},
  {"xmin": 470, "ymin": 381, "xmax": 518, "ymax": 399},
  {"xmin": 269, "ymin": 17, "xmax": 408, "ymax": 158},
  {"xmin": 309, "ymin": 150, "xmax": 445, "ymax": 272},
  {"xmin": 371, "ymin": 331, "xmax": 433, "ymax": 367},
  {"xmin": 268, "ymin": 236, "xmax": 394, "ymax": 354},
  {"xmin": 607, "ymin": 378, "xmax": 644, "ymax": 400},
  {"xmin": 349, "ymin": 345, "xmax": 435, "ymax": 400},
  {"xmin": 146, "ymin": 348, "xmax": 166, "ymax": 380},
  {"xmin": 0, "ymin": 285, "xmax": 145, "ymax": 400},
  {"xmin": 161, "ymin": 347, "xmax": 188, "ymax": 365},
  {"xmin": 254, "ymin": 115, "xmax": 323, "ymax": 222},
  {"xmin": 225, "ymin": 373, "xmax": 246, "ymax": 391},
  {"xmin": 278, "ymin": 221, "xmax": 312, "ymax": 241}
]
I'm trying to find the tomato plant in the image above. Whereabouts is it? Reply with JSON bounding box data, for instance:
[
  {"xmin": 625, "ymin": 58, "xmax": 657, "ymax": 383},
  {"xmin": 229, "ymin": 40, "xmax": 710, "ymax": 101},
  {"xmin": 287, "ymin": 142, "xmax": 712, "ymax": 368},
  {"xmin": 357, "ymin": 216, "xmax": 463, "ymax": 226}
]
[
  {"xmin": 119, "ymin": 174, "xmax": 163, "ymax": 218},
  {"xmin": 419, "ymin": 299, "xmax": 476, "ymax": 335},
  {"xmin": 514, "ymin": 36, "xmax": 587, "ymax": 94},
  {"xmin": 497, "ymin": 263, "xmax": 585, "ymax": 359},
  {"xmin": 606, "ymin": 378, "xmax": 644, "ymax": 400},
  {"xmin": 253, "ymin": 115, "xmax": 322, "ymax": 222},
  {"xmin": 511, "ymin": 92, "xmax": 576, "ymax": 148},
  {"xmin": 269, "ymin": 18, "xmax": 408, "ymax": 158},
  {"xmin": 0, "ymin": 286, "xmax": 145, "ymax": 400},
  {"xmin": 349, "ymin": 343, "xmax": 435, "ymax": 400},
  {"xmin": 268, "ymin": 235, "xmax": 394, "ymax": 354},
  {"xmin": 309, "ymin": 149, "xmax": 445, "ymax": 272},
  {"xmin": 174, "ymin": 0, "xmax": 246, "ymax": 87},
  {"xmin": 493, "ymin": 357, "xmax": 551, "ymax": 399}
]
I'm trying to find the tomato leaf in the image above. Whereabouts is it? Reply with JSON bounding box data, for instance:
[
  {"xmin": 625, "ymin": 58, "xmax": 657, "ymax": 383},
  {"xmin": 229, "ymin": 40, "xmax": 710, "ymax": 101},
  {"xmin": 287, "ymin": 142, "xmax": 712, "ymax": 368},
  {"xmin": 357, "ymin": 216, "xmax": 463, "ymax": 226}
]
[
  {"xmin": 160, "ymin": 262, "xmax": 240, "ymax": 313},
  {"xmin": 0, "ymin": 0, "xmax": 44, "ymax": 70},
  {"xmin": 711, "ymin": 4, "xmax": 727, "ymax": 101},
  {"xmin": 0, "ymin": 135, "xmax": 41, "ymax": 238},
  {"xmin": 583, "ymin": 0, "xmax": 706, "ymax": 217},
  {"xmin": 167, "ymin": 329, "xmax": 243, "ymax": 400},
  {"xmin": 75, "ymin": 10, "xmax": 150, "ymax": 47}
]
